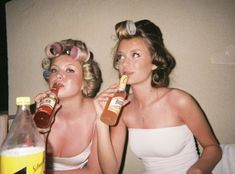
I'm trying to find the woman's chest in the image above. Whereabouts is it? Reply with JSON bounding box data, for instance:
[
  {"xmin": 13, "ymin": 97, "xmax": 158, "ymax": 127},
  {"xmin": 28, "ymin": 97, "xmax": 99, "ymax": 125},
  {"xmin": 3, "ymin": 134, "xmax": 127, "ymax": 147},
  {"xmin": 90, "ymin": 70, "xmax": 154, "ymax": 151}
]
[
  {"xmin": 123, "ymin": 102, "xmax": 181, "ymax": 128},
  {"xmin": 47, "ymin": 120, "xmax": 94, "ymax": 157},
  {"xmin": 128, "ymin": 125, "xmax": 194, "ymax": 158}
]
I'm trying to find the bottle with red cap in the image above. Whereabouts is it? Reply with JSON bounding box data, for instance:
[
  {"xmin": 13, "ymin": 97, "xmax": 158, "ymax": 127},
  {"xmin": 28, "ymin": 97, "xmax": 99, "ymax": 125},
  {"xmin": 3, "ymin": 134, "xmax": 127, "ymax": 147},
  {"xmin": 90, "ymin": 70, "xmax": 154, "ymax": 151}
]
[{"xmin": 34, "ymin": 83, "xmax": 61, "ymax": 130}]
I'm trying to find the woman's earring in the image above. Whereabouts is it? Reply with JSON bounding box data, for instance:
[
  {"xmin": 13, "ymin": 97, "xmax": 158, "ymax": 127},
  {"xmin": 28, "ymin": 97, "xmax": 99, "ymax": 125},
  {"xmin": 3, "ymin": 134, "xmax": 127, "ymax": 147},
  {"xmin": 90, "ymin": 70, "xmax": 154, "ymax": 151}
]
[{"xmin": 152, "ymin": 65, "xmax": 157, "ymax": 70}]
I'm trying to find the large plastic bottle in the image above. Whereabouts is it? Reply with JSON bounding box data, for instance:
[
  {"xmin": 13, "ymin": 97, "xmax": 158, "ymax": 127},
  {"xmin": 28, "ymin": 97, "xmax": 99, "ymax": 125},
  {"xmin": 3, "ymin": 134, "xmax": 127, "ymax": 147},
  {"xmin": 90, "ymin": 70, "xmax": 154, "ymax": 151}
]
[
  {"xmin": 0, "ymin": 96, "xmax": 45, "ymax": 174},
  {"xmin": 100, "ymin": 75, "xmax": 128, "ymax": 126}
]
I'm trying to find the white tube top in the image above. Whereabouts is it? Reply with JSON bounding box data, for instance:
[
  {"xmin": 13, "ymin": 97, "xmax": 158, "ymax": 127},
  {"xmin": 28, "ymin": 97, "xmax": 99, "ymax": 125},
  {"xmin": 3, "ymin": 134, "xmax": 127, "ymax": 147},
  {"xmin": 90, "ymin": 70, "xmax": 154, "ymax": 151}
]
[
  {"xmin": 47, "ymin": 142, "xmax": 92, "ymax": 171},
  {"xmin": 128, "ymin": 125, "xmax": 198, "ymax": 174}
]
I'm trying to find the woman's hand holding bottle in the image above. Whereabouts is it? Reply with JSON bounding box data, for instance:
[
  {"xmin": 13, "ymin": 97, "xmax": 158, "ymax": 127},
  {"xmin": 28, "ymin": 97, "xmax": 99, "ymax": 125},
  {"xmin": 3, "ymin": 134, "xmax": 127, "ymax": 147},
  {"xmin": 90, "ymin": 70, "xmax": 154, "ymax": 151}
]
[
  {"xmin": 94, "ymin": 75, "xmax": 129, "ymax": 126},
  {"xmin": 93, "ymin": 83, "xmax": 118, "ymax": 122},
  {"xmin": 34, "ymin": 84, "xmax": 62, "ymax": 133}
]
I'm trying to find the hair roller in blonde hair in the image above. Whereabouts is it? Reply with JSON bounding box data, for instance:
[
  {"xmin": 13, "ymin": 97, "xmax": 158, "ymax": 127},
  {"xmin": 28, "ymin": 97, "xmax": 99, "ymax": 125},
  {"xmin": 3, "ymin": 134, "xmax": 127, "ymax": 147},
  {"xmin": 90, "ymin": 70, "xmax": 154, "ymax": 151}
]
[
  {"xmin": 126, "ymin": 20, "xmax": 136, "ymax": 35},
  {"xmin": 41, "ymin": 58, "xmax": 51, "ymax": 70},
  {"xmin": 84, "ymin": 51, "xmax": 91, "ymax": 62},
  {"xmin": 45, "ymin": 42, "xmax": 63, "ymax": 58},
  {"xmin": 69, "ymin": 47, "xmax": 81, "ymax": 60},
  {"xmin": 83, "ymin": 63, "xmax": 95, "ymax": 80}
]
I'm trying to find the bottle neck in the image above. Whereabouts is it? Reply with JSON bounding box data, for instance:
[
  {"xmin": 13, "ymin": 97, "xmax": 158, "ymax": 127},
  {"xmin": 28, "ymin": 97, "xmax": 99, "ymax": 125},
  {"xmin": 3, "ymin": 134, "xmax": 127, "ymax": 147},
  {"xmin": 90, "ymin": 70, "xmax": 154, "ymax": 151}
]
[
  {"xmin": 118, "ymin": 75, "xmax": 128, "ymax": 92},
  {"xmin": 50, "ymin": 83, "xmax": 60, "ymax": 95},
  {"xmin": 16, "ymin": 105, "xmax": 31, "ymax": 114},
  {"xmin": 118, "ymin": 85, "xmax": 126, "ymax": 92}
]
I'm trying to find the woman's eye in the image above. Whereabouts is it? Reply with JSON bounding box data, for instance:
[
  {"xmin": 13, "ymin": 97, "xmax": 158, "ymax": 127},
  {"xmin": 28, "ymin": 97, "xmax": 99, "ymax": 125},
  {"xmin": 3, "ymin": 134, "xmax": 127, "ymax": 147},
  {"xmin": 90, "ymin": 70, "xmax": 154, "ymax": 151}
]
[
  {"xmin": 50, "ymin": 68, "xmax": 57, "ymax": 73},
  {"xmin": 116, "ymin": 54, "xmax": 124, "ymax": 61},
  {"xmin": 66, "ymin": 68, "xmax": 75, "ymax": 73},
  {"xmin": 132, "ymin": 52, "xmax": 141, "ymax": 59}
]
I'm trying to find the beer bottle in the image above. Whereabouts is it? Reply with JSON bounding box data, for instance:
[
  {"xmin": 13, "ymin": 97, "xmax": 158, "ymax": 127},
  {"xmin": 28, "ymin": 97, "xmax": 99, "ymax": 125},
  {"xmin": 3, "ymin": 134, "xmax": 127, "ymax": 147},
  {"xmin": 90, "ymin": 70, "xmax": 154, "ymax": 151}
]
[
  {"xmin": 100, "ymin": 75, "xmax": 128, "ymax": 126},
  {"xmin": 34, "ymin": 83, "xmax": 60, "ymax": 130}
]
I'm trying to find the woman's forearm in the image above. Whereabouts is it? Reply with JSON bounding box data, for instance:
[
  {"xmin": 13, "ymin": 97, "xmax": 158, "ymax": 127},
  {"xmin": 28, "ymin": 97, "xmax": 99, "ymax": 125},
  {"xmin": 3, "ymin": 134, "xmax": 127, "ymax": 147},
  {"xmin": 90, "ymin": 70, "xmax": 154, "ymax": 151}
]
[
  {"xmin": 187, "ymin": 144, "xmax": 222, "ymax": 174},
  {"xmin": 96, "ymin": 121, "xmax": 120, "ymax": 174}
]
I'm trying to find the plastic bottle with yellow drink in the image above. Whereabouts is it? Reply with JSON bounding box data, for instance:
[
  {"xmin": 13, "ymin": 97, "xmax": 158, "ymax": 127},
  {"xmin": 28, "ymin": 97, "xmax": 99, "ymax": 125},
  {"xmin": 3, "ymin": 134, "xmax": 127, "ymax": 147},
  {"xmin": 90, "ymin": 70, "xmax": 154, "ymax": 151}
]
[
  {"xmin": 100, "ymin": 75, "xmax": 128, "ymax": 126},
  {"xmin": 0, "ymin": 96, "xmax": 45, "ymax": 174}
]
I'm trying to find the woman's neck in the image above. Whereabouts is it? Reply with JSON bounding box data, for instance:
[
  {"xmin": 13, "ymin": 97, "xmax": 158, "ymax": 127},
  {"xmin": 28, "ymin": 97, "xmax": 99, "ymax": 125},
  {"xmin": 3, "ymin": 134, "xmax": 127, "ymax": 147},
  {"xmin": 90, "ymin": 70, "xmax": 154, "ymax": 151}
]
[
  {"xmin": 57, "ymin": 94, "xmax": 84, "ymax": 119},
  {"xmin": 131, "ymin": 82, "xmax": 158, "ymax": 108}
]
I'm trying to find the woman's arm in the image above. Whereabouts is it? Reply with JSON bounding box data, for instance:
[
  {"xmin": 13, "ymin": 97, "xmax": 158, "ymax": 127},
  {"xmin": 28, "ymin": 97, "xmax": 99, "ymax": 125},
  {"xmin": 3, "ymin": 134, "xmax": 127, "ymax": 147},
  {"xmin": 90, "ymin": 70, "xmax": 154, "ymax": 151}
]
[
  {"xmin": 94, "ymin": 84, "xmax": 128, "ymax": 174},
  {"xmin": 96, "ymin": 116, "xmax": 127, "ymax": 174},
  {"xmin": 177, "ymin": 90, "xmax": 222, "ymax": 174}
]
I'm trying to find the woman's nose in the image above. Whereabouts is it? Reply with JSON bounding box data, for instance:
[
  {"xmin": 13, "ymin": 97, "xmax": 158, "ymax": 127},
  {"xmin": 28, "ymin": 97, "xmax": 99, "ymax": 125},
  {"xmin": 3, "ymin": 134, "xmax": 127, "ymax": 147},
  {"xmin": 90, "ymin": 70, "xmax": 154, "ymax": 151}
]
[
  {"xmin": 122, "ymin": 57, "xmax": 131, "ymax": 67},
  {"xmin": 56, "ymin": 72, "xmax": 63, "ymax": 80}
]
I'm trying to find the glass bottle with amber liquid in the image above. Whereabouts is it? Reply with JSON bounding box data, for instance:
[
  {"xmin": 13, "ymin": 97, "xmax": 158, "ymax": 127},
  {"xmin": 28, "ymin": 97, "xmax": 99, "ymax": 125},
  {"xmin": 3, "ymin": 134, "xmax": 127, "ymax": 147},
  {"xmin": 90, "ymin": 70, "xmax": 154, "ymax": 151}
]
[
  {"xmin": 0, "ymin": 96, "xmax": 45, "ymax": 174},
  {"xmin": 100, "ymin": 75, "xmax": 128, "ymax": 126},
  {"xmin": 34, "ymin": 83, "xmax": 60, "ymax": 130}
]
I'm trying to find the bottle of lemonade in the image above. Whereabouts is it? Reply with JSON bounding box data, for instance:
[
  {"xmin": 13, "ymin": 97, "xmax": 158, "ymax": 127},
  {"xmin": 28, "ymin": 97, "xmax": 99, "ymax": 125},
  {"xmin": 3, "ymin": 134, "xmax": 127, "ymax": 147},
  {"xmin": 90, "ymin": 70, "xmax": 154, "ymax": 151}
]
[{"xmin": 0, "ymin": 96, "xmax": 45, "ymax": 174}]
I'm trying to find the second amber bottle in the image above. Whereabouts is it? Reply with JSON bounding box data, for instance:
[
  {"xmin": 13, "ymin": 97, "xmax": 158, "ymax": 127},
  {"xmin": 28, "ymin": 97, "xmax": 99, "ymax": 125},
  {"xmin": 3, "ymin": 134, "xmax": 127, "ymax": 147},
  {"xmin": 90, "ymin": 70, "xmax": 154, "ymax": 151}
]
[{"xmin": 100, "ymin": 75, "xmax": 128, "ymax": 126}]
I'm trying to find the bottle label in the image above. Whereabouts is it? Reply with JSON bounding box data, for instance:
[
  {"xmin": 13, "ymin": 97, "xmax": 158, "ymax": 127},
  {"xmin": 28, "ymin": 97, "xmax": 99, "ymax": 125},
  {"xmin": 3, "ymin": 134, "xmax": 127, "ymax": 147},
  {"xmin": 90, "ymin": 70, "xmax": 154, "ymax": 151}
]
[
  {"xmin": 0, "ymin": 147, "xmax": 45, "ymax": 174},
  {"xmin": 108, "ymin": 96, "xmax": 124, "ymax": 115},
  {"xmin": 40, "ymin": 97, "xmax": 56, "ymax": 110}
]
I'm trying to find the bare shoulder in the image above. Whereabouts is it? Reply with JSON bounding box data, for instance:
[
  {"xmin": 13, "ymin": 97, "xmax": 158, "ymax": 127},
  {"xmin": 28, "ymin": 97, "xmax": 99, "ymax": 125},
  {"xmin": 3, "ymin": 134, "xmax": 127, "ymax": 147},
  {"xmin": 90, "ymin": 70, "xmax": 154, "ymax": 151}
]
[
  {"xmin": 167, "ymin": 88, "xmax": 195, "ymax": 108},
  {"xmin": 168, "ymin": 88, "xmax": 191, "ymax": 97}
]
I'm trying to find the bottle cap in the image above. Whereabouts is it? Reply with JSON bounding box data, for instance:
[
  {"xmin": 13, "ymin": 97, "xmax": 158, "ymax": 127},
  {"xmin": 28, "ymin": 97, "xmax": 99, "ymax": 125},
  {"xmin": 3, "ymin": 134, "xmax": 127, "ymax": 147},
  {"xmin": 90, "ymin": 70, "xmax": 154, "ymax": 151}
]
[
  {"xmin": 50, "ymin": 83, "xmax": 62, "ymax": 96},
  {"xmin": 119, "ymin": 75, "xmax": 128, "ymax": 90},
  {"xmin": 16, "ymin": 97, "xmax": 31, "ymax": 106}
]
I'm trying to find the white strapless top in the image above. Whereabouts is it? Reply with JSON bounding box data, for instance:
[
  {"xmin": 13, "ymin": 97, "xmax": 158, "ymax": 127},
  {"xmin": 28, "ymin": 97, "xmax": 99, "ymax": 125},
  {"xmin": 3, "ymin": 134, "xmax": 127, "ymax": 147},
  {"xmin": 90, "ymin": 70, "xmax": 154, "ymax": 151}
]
[
  {"xmin": 47, "ymin": 142, "xmax": 92, "ymax": 171},
  {"xmin": 128, "ymin": 125, "xmax": 198, "ymax": 174}
]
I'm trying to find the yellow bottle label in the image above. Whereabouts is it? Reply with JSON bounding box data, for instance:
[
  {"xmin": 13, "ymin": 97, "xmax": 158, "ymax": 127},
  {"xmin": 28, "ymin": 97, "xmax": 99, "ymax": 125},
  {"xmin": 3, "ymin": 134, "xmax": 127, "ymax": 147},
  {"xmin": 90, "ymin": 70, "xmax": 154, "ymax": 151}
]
[
  {"xmin": 108, "ymin": 96, "xmax": 124, "ymax": 114},
  {"xmin": 0, "ymin": 147, "xmax": 45, "ymax": 174}
]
